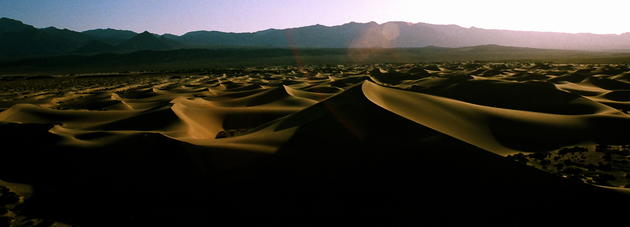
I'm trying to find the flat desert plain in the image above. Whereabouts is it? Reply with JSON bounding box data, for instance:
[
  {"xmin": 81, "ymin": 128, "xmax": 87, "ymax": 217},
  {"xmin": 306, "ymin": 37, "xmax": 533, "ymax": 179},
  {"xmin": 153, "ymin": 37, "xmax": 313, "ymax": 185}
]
[{"xmin": 1, "ymin": 63, "xmax": 630, "ymax": 226}]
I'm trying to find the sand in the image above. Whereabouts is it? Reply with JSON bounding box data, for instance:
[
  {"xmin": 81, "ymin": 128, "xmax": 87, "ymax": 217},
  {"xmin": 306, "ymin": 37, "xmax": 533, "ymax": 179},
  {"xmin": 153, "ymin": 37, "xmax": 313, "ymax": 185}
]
[{"xmin": 0, "ymin": 63, "xmax": 629, "ymax": 226}]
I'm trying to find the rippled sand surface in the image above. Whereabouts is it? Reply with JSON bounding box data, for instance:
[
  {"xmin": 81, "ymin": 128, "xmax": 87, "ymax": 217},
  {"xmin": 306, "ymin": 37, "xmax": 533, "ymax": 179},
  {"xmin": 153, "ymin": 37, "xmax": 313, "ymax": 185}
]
[{"xmin": 1, "ymin": 63, "xmax": 629, "ymax": 226}]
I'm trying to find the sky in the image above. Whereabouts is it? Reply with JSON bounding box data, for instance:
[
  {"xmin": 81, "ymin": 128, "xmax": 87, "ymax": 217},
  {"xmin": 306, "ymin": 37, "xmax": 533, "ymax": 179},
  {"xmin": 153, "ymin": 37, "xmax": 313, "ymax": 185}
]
[{"xmin": 1, "ymin": 0, "xmax": 629, "ymax": 35}]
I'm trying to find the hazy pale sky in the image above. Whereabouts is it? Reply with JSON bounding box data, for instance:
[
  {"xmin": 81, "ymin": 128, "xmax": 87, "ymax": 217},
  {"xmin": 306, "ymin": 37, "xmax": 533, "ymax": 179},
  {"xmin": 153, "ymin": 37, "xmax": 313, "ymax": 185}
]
[{"xmin": 1, "ymin": 0, "xmax": 629, "ymax": 35}]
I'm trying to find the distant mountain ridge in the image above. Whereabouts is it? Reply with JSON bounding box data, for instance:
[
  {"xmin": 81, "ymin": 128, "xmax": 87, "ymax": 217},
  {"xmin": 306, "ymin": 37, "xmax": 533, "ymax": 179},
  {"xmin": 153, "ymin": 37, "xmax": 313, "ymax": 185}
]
[
  {"xmin": 82, "ymin": 28, "xmax": 137, "ymax": 45},
  {"xmin": 2, "ymin": 17, "xmax": 630, "ymax": 60},
  {"xmin": 117, "ymin": 31, "xmax": 179, "ymax": 51},
  {"xmin": 0, "ymin": 18, "xmax": 94, "ymax": 58}
]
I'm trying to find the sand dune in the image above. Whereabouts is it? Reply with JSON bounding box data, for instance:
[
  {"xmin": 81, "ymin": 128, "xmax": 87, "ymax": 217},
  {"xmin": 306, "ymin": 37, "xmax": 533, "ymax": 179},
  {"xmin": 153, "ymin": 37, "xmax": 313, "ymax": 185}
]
[
  {"xmin": 364, "ymin": 80, "xmax": 629, "ymax": 155},
  {"xmin": 0, "ymin": 63, "xmax": 629, "ymax": 226}
]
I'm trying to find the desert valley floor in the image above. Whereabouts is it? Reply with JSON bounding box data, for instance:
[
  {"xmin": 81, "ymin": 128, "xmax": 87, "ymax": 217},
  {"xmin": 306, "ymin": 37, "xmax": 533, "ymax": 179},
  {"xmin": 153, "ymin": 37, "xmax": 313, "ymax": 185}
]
[{"xmin": 1, "ymin": 62, "xmax": 630, "ymax": 226}]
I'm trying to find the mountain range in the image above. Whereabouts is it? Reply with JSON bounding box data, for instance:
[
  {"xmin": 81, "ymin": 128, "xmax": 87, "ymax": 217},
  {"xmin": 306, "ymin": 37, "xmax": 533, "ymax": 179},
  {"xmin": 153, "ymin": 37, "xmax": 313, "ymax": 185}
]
[{"xmin": 2, "ymin": 17, "xmax": 630, "ymax": 60}]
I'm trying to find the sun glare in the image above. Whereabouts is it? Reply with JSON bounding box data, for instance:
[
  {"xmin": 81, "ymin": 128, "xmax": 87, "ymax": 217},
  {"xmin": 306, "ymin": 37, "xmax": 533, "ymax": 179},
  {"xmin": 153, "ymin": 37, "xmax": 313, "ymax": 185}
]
[{"xmin": 389, "ymin": 0, "xmax": 630, "ymax": 34}]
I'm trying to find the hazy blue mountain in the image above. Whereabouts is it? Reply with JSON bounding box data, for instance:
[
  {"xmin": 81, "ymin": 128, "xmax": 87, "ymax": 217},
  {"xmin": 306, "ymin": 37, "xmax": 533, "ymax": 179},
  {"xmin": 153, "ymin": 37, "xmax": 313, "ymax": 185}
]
[
  {"xmin": 116, "ymin": 31, "xmax": 180, "ymax": 51},
  {"xmin": 39, "ymin": 26, "xmax": 94, "ymax": 44},
  {"xmin": 2, "ymin": 17, "xmax": 630, "ymax": 60},
  {"xmin": 173, "ymin": 22, "xmax": 375, "ymax": 48},
  {"xmin": 82, "ymin": 28, "xmax": 138, "ymax": 45},
  {"xmin": 73, "ymin": 40, "xmax": 116, "ymax": 54},
  {"xmin": 0, "ymin": 18, "xmax": 179, "ymax": 59},
  {"xmin": 0, "ymin": 17, "xmax": 36, "ymax": 33},
  {"xmin": 172, "ymin": 21, "xmax": 630, "ymax": 50},
  {"xmin": 0, "ymin": 18, "xmax": 94, "ymax": 59},
  {"xmin": 161, "ymin": 33, "xmax": 180, "ymax": 41}
]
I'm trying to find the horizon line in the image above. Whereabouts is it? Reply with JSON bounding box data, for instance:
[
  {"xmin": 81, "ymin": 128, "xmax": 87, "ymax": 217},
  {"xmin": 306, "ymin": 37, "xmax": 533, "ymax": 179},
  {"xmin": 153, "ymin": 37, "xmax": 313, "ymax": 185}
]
[{"xmin": 3, "ymin": 17, "xmax": 630, "ymax": 36}]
